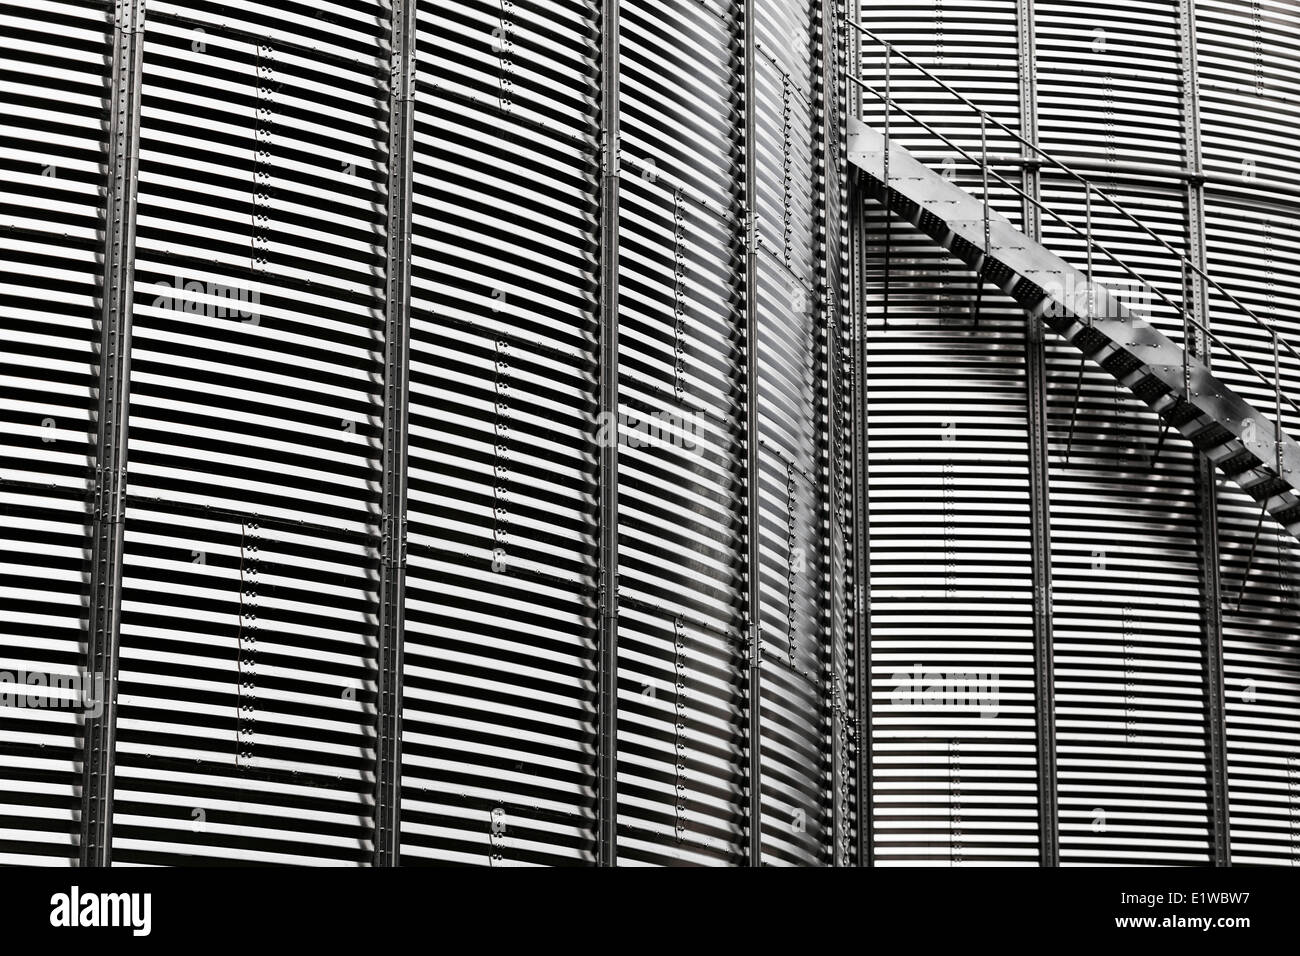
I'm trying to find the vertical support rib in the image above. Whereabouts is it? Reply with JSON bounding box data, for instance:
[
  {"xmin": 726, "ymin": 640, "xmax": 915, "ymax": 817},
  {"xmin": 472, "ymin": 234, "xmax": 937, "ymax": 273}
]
[
  {"xmin": 849, "ymin": 179, "xmax": 873, "ymax": 867},
  {"xmin": 845, "ymin": 0, "xmax": 873, "ymax": 870},
  {"xmin": 1178, "ymin": 0, "xmax": 1231, "ymax": 866},
  {"xmin": 1016, "ymin": 0, "xmax": 1059, "ymax": 867},
  {"xmin": 373, "ymin": 0, "xmax": 416, "ymax": 868},
  {"xmin": 80, "ymin": 0, "xmax": 145, "ymax": 868},
  {"xmin": 812, "ymin": 0, "xmax": 850, "ymax": 868},
  {"xmin": 741, "ymin": 0, "xmax": 764, "ymax": 868},
  {"xmin": 595, "ymin": 0, "xmax": 621, "ymax": 868}
]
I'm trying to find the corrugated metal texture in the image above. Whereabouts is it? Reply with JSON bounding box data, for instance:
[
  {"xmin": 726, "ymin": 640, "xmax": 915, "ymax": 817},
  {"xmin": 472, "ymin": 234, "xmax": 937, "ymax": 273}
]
[
  {"xmin": 752, "ymin": 0, "xmax": 836, "ymax": 865},
  {"xmin": 820, "ymin": 0, "xmax": 853, "ymax": 866},
  {"xmin": 855, "ymin": 0, "xmax": 1041, "ymax": 866},
  {"xmin": 615, "ymin": 0, "xmax": 747, "ymax": 865},
  {"xmin": 855, "ymin": 0, "xmax": 1023, "ymax": 170},
  {"xmin": 112, "ymin": 0, "xmax": 388, "ymax": 864},
  {"xmin": 1196, "ymin": 0, "xmax": 1300, "ymax": 193},
  {"xmin": 1036, "ymin": 0, "xmax": 1184, "ymax": 170},
  {"xmin": 1202, "ymin": 208, "xmax": 1300, "ymax": 865},
  {"xmin": 1, "ymin": 0, "xmax": 854, "ymax": 867},
  {"xmin": 852, "ymin": 0, "xmax": 1298, "ymax": 866},
  {"xmin": 1034, "ymin": 0, "xmax": 1212, "ymax": 865},
  {"xmin": 1038, "ymin": 179, "xmax": 1211, "ymax": 864},
  {"xmin": 401, "ymin": 0, "xmax": 599, "ymax": 866},
  {"xmin": 1045, "ymin": 325, "xmax": 1212, "ymax": 866},
  {"xmin": 862, "ymin": 206, "xmax": 1041, "ymax": 866},
  {"xmin": 0, "ymin": 0, "xmax": 110, "ymax": 864},
  {"xmin": 854, "ymin": 0, "xmax": 1300, "ymax": 867},
  {"xmin": 1196, "ymin": 0, "xmax": 1300, "ymax": 869}
]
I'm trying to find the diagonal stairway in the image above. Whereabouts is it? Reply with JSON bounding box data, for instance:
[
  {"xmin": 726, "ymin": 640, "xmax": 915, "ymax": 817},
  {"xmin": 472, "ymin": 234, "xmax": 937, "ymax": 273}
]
[{"xmin": 847, "ymin": 117, "xmax": 1300, "ymax": 541}]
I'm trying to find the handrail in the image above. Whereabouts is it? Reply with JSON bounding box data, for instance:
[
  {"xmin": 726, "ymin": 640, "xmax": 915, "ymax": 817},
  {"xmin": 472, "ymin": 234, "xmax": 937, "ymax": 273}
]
[{"xmin": 843, "ymin": 16, "xmax": 1300, "ymax": 426}]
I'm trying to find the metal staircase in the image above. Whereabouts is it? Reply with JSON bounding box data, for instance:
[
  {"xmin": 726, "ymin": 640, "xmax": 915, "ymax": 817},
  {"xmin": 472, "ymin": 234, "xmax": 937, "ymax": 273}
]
[{"xmin": 844, "ymin": 20, "xmax": 1300, "ymax": 543}]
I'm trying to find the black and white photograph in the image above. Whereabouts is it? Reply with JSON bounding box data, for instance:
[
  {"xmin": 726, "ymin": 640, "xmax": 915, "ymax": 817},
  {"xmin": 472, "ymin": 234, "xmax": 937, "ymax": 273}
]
[{"xmin": 0, "ymin": 0, "xmax": 1296, "ymax": 939}]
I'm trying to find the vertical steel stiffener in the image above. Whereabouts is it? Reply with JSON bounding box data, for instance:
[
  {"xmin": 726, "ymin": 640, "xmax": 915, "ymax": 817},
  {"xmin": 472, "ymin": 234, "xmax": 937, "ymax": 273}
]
[
  {"xmin": 374, "ymin": 0, "xmax": 417, "ymax": 868},
  {"xmin": 845, "ymin": 0, "xmax": 873, "ymax": 869},
  {"xmin": 813, "ymin": 0, "xmax": 850, "ymax": 867},
  {"xmin": 1017, "ymin": 0, "xmax": 1059, "ymax": 867},
  {"xmin": 1177, "ymin": 0, "xmax": 1231, "ymax": 867},
  {"xmin": 741, "ymin": 0, "xmax": 764, "ymax": 868},
  {"xmin": 596, "ymin": 0, "xmax": 622, "ymax": 868},
  {"xmin": 79, "ymin": 0, "xmax": 146, "ymax": 868}
]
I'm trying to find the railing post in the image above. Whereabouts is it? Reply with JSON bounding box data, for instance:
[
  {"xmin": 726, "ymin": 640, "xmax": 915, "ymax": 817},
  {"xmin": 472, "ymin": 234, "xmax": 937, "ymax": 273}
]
[
  {"xmin": 882, "ymin": 40, "xmax": 891, "ymax": 331},
  {"xmin": 973, "ymin": 109, "xmax": 989, "ymax": 326},
  {"xmin": 1084, "ymin": 188, "xmax": 1093, "ymax": 324}
]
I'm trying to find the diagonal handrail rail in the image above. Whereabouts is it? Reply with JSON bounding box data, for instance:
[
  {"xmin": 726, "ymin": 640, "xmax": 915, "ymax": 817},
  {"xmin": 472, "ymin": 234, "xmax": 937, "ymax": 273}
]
[{"xmin": 842, "ymin": 16, "xmax": 1300, "ymax": 435}]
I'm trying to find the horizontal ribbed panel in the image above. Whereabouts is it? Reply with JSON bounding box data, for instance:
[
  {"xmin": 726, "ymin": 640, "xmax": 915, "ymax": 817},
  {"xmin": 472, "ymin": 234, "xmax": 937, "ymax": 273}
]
[
  {"xmin": 752, "ymin": 0, "xmax": 833, "ymax": 866},
  {"xmin": 616, "ymin": 0, "xmax": 747, "ymax": 865},
  {"xmin": 112, "ymin": 0, "xmax": 387, "ymax": 865},
  {"xmin": 401, "ymin": 0, "xmax": 598, "ymax": 866},
  {"xmin": 861, "ymin": 201, "xmax": 1041, "ymax": 866},
  {"xmin": 0, "ymin": 0, "xmax": 110, "ymax": 865}
]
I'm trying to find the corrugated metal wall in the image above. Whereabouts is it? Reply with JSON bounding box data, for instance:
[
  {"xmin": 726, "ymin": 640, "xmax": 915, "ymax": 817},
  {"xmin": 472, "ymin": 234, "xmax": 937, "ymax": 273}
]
[
  {"xmin": 0, "ymin": 0, "xmax": 846, "ymax": 865},
  {"xmin": 855, "ymin": 0, "xmax": 1300, "ymax": 865},
  {"xmin": 3, "ymin": 0, "xmax": 1297, "ymax": 867},
  {"xmin": 0, "ymin": 0, "xmax": 110, "ymax": 865}
]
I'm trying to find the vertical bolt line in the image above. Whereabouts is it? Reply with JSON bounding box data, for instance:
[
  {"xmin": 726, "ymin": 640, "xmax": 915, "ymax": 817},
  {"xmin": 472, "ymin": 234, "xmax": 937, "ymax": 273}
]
[
  {"xmin": 846, "ymin": 2, "xmax": 874, "ymax": 869},
  {"xmin": 741, "ymin": 0, "xmax": 764, "ymax": 868},
  {"xmin": 849, "ymin": 178, "xmax": 874, "ymax": 867},
  {"xmin": 80, "ymin": 0, "xmax": 146, "ymax": 869},
  {"xmin": 831, "ymin": 0, "xmax": 853, "ymax": 869},
  {"xmin": 811, "ymin": 0, "xmax": 850, "ymax": 867},
  {"xmin": 973, "ymin": 110, "xmax": 988, "ymax": 327},
  {"xmin": 374, "ymin": 0, "xmax": 417, "ymax": 868},
  {"xmin": 1017, "ymin": 0, "xmax": 1057, "ymax": 867},
  {"xmin": 1178, "ymin": 0, "xmax": 1230, "ymax": 866},
  {"xmin": 595, "ymin": 0, "xmax": 622, "ymax": 868}
]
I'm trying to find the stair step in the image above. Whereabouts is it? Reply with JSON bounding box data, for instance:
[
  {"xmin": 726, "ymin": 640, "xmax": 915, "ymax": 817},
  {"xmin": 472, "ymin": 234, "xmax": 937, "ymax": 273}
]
[
  {"xmin": 978, "ymin": 257, "xmax": 1014, "ymax": 287},
  {"xmin": 1162, "ymin": 399, "xmax": 1202, "ymax": 430},
  {"xmin": 1219, "ymin": 448, "xmax": 1261, "ymax": 478},
  {"xmin": 1071, "ymin": 325, "xmax": 1109, "ymax": 356},
  {"xmin": 1273, "ymin": 502, "xmax": 1300, "ymax": 527},
  {"xmin": 1100, "ymin": 349, "xmax": 1144, "ymax": 380},
  {"xmin": 1246, "ymin": 475, "xmax": 1291, "ymax": 500},
  {"xmin": 950, "ymin": 233, "xmax": 980, "ymax": 267},
  {"xmin": 918, "ymin": 208, "xmax": 947, "ymax": 241},
  {"xmin": 1191, "ymin": 422, "xmax": 1235, "ymax": 451},
  {"xmin": 1011, "ymin": 277, "xmax": 1049, "ymax": 309},
  {"xmin": 1131, "ymin": 373, "xmax": 1172, "ymax": 404}
]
